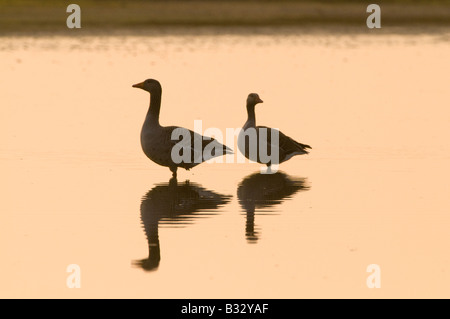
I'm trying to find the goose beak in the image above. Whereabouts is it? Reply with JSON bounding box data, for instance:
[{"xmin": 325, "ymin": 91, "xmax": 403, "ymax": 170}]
[
  {"xmin": 132, "ymin": 82, "xmax": 144, "ymax": 89},
  {"xmin": 257, "ymin": 98, "xmax": 264, "ymax": 104}
]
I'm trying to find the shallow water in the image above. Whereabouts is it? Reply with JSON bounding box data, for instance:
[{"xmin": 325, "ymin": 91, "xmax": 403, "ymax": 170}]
[{"xmin": 1, "ymin": 29, "xmax": 450, "ymax": 298}]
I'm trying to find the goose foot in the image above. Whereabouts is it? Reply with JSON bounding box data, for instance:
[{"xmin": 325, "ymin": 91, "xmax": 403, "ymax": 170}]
[{"xmin": 169, "ymin": 176, "xmax": 178, "ymax": 187}]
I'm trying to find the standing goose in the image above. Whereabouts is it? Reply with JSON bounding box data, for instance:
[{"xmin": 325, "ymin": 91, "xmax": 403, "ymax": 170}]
[
  {"xmin": 133, "ymin": 79, "xmax": 232, "ymax": 177},
  {"xmin": 238, "ymin": 93, "xmax": 311, "ymax": 168}
]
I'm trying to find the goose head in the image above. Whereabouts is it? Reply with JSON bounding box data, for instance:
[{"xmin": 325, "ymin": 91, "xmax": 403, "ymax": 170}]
[
  {"xmin": 247, "ymin": 93, "xmax": 264, "ymax": 107},
  {"xmin": 132, "ymin": 79, "xmax": 162, "ymax": 94}
]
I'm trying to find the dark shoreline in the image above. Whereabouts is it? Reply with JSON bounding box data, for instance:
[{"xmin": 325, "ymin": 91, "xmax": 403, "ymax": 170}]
[{"xmin": 1, "ymin": 1, "xmax": 450, "ymax": 36}]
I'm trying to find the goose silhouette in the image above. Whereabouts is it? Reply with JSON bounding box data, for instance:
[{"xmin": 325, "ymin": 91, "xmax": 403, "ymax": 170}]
[
  {"xmin": 133, "ymin": 79, "xmax": 233, "ymax": 177},
  {"xmin": 238, "ymin": 93, "xmax": 311, "ymax": 169}
]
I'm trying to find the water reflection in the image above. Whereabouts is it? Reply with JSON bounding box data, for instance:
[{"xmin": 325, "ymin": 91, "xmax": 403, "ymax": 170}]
[
  {"xmin": 237, "ymin": 171, "xmax": 309, "ymax": 243},
  {"xmin": 133, "ymin": 177, "xmax": 231, "ymax": 271}
]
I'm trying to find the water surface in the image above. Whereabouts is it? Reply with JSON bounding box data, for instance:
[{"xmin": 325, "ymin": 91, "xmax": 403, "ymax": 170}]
[{"xmin": 1, "ymin": 29, "xmax": 450, "ymax": 298}]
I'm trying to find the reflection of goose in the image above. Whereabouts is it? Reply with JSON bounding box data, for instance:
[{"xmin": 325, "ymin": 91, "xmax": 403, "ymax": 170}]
[
  {"xmin": 237, "ymin": 171, "xmax": 309, "ymax": 243},
  {"xmin": 238, "ymin": 93, "xmax": 311, "ymax": 167},
  {"xmin": 132, "ymin": 79, "xmax": 232, "ymax": 177},
  {"xmin": 133, "ymin": 177, "xmax": 231, "ymax": 271}
]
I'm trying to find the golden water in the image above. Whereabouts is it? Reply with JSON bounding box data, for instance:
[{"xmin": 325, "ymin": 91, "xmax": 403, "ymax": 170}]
[{"xmin": 1, "ymin": 30, "xmax": 449, "ymax": 298}]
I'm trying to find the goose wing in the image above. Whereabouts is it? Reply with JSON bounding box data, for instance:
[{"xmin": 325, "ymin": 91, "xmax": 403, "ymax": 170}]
[
  {"xmin": 166, "ymin": 126, "xmax": 232, "ymax": 167},
  {"xmin": 257, "ymin": 126, "xmax": 311, "ymax": 162}
]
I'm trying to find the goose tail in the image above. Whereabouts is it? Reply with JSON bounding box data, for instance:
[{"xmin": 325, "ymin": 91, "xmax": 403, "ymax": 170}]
[{"xmin": 292, "ymin": 139, "xmax": 311, "ymax": 154}]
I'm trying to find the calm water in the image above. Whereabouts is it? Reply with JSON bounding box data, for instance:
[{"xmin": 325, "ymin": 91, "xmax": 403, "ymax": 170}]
[{"xmin": 1, "ymin": 29, "xmax": 450, "ymax": 298}]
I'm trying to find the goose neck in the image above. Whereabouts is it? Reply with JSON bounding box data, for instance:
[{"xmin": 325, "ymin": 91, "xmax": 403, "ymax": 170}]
[{"xmin": 146, "ymin": 91, "xmax": 161, "ymax": 125}]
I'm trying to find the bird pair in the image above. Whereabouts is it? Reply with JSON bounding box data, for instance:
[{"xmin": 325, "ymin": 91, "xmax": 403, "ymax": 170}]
[{"xmin": 132, "ymin": 79, "xmax": 311, "ymax": 177}]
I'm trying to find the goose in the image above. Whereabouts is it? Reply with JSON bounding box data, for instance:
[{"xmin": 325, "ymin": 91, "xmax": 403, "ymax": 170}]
[
  {"xmin": 132, "ymin": 79, "xmax": 232, "ymax": 177},
  {"xmin": 238, "ymin": 93, "xmax": 311, "ymax": 169}
]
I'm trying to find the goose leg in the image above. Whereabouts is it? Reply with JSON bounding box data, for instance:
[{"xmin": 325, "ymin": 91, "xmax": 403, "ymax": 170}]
[{"xmin": 170, "ymin": 166, "xmax": 177, "ymax": 178}]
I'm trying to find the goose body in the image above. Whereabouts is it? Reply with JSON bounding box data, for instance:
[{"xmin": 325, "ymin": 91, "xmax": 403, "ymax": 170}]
[
  {"xmin": 238, "ymin": 93, "xmax": 311, "ymax": 167},
  {"xmin": 133, "ymin": 79, "xmax": 232, "ymax": 176}
]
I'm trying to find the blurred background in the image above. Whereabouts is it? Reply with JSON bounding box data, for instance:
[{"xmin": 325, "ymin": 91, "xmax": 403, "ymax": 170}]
[{"xmin": 1, "ymin": 0, "xmax": 450, "ymax": 35}]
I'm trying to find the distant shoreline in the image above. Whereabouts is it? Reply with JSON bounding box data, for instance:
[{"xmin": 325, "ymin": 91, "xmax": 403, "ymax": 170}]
[{"xmin": 1, "ymin": 1, "xmax": 450, "ymax": 36}]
